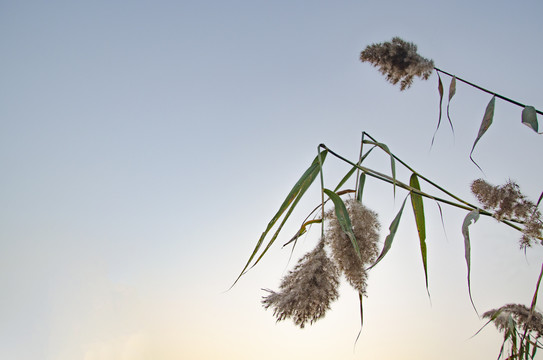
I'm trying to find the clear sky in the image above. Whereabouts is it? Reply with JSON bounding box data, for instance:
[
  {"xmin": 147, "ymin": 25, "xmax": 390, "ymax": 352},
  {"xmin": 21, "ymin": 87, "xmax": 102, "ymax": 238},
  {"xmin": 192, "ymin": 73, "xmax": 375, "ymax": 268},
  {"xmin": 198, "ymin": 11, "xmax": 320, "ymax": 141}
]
[{"xmin": 1, "ymin": 0, "xmax": 542, "ymax": 359}]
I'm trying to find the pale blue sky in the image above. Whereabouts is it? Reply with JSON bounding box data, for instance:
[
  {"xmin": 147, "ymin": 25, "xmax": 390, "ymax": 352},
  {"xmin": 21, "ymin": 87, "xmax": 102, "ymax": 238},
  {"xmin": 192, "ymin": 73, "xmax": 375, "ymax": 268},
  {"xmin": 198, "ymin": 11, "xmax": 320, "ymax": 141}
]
[{"xmin": 1, "ymin": 0, "xmax": 542, "ymax": 359}]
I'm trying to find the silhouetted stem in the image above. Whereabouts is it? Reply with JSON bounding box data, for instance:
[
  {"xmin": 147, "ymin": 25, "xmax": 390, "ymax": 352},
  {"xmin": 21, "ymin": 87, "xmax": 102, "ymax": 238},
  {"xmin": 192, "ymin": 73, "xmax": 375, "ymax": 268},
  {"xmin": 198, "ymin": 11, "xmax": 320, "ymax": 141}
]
[
  {"xmin": 317, "ymin": 147, "xmax": 326, "ymax": 240},
  {"xmin": 318, "ymin": 144, "xmax": 538, "ymax": 238},
  {"xmin": 362, "ymin": 132, "xmax": 481, "ymax": 211},
  {"xmin": 434, "ymin": 68, "xmax": 543, "ymax": 116}
]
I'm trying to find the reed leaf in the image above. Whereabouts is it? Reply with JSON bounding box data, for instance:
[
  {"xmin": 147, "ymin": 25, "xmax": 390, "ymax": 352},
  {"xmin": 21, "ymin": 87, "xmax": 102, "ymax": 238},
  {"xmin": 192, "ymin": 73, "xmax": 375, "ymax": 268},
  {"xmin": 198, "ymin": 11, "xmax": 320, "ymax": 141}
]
[
  {"xmin": 334, "ymin": 165, "xmax": 357, "ymax": 192},
  {"xmin": 232, "ymin": 150, "xmax": 328, "ymax": 286},
  {"xmin": 410, "ymin": 173, "xmax": 429, "ymax": 294},
  {"xmin": 368, "ymin": 196, "xmax": 407, "ymax": 269},
  {"xmin": 529, "ymin": 262, "xmax": 543, "ymax": 312},
  {"xmin": 432, "ymin": 71, "xmax": 444, "ymax": 146},
  {"xmin": 522, "ymin": 106, "xmax": 540, "ymax": 133},
  {"xmin": 324, "ymin": 188, "xmax": 361, "ymax": 258},
  {"xmin": 253, "ymin": 152, "xmax": 329, "ymax": 266},
  {"xmin": 462, "ymin": 209, "xmax": 480, "ymax": 313},
  {"xmin": 285, "ymin": 219, "xmax": 323, "ymax": 247},
  {"xmin": 357, "ymin": 173, "xmax": 366, "ymax": 203},
  {"xmin": 470, "ymin": 96, "xmax": 495, "ymax": 171},
  {"xmin": 472, "ymin": 307, "xmax": 505, "ymax": 338},
  {"xmin": 447, "ymin": 76, "xmax": 456, "ymax": 133},
  {"xmin": 362, "ymin": 140, "xmax": 396, "ymax": 197}
]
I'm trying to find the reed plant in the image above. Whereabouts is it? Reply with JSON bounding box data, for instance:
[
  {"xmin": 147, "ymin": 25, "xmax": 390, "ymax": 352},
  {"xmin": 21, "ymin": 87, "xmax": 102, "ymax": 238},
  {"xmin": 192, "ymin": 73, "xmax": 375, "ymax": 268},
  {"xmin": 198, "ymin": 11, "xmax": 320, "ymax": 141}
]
[{"xmin": 234, "ymin": 38, "xmax": 543, "ymax": 359}]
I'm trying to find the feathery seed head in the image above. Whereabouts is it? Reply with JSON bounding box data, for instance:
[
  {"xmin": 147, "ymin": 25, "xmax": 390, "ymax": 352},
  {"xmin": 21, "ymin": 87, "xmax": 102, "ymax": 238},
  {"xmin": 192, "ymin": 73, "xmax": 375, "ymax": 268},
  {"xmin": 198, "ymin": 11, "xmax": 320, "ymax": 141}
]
[
  {"xmin": 360, "ymin": 37, "xmax": 434, "ymax": 90},
  {"xmin": 483, "ymin": 304, "xmax": 543, "ymax": 337},
  {"xmin": 261, "ymin": 239, "xmax": 340, "ymax": 328},
  {"xmin": 325, "ymin": 199, "xmax": 380, "ymax": 294},
  {"xmin": 471, "ymin": 179, "xmax": 542, "ymax": 247}
]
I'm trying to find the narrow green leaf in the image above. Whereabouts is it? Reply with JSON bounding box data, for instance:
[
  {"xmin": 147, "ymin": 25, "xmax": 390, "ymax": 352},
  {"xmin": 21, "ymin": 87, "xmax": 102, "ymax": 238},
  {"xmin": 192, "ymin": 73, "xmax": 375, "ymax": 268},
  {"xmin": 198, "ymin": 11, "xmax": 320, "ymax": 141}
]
[
  {"xmin": 462, "ymin": 209, "xmax": 480, "ymax": 313},
  {"xmin": 360, "ymin": 145, "xmax": 376, "ymax": 163},
  {"xmin": 431, "ymin": 72, "xmax": 444, "ymax": 147},
  {"xmin": 232, "ymin": 150, "xmax": 328, "ymax": 286},
  {"xmin": 410, "ymin": 173, "xmax": 429, "ymax": 295},
  {"xmin": 253, "ymin": 154, "xmax": 327, "ymax": 266},
  {"xmin": 357, "ymin": 173, "xmax": 366, "ymax": 204},
  {"xmin": 362, "ymin": 140, "xmax": 396, "ymax": 197},
  {"xmin": 334, "ymin": 165, "xmax": 357, "ymax": 192},
  {"xmin": 470, "ymin": 96, "xmax": 496, "ymax": 171},
  {"xmin": 522, "ymin": 106, "xmax": 540, "ymax": 133},
  {"xmin": 323, "ymin": 188, "xmax": 360, "ymax": 258},
  {"xmin": 446, "ymin": 76, "xmax": 456, "ymax": 134},
  {"xmin": 368, "ymin": 196, "xmax": 408, "ymax": 269},
  {"xmin": 471, "ymin": 307, "xmax": 504, "ymax": 338}
]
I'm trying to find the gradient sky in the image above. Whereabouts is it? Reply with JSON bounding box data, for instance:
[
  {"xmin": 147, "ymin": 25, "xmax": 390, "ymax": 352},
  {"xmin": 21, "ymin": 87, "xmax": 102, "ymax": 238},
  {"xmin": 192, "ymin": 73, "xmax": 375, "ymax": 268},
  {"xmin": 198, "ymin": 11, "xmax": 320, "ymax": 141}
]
[{"xmin": 1, "ymin": 0, "xmax": 542, "ymax": 359}]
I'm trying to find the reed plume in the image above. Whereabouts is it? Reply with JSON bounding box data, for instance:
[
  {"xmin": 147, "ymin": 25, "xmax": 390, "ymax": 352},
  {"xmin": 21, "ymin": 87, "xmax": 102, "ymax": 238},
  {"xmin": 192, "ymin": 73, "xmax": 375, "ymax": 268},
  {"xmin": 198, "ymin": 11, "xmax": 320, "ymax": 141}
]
[
  {"xmin": 262, "ymin": 239, "xmax": 340, "ymax": 328},
  {"xmin": 325, "ymin": 199, "xmax": 380, "ymax": 295},
  {"xmin": 471, "ymin": 179, "xmax": 542, "ymax": 248},
  {"xmin": 360, "ymin": 37, "xmax": 434, "ymax": 90}
]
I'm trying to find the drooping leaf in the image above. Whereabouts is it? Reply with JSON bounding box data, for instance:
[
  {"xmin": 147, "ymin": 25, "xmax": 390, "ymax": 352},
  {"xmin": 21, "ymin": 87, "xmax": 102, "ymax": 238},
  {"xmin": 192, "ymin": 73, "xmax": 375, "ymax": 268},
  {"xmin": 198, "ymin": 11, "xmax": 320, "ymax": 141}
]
[
  {"xmin": 362, "ymin": 140, "xmax": 396, "ymax": 197},
  {"xmin": 324, "ymin": 188, "xmax": 360, "ymax": 258},
  {"xmin": 462, "ymin": 209, "xmax": 480, "ymax": 313},
  {"xmin": 446, "ymin": 76, "xmax": 456, "ymax": 134},
  {"xmin": 410, "ymin": 173, "xmax": 429, "ymax": 295},
  {"xmin": 431, "ymin": 72, "xmax": 444, "ymax": 146},
  {"xmin": 368, "ymin": 196, "xmax": 408, "ymax": 269},
  {"xmin": 253, "ymin": 157, "xmax": 326, "ymax": 266},
  {"xmin": 435, "ymin": 201, "xmax": 448, "ymax": 241},
  {"xmin": 232, "ymin": 150, "xmax": 328, "ymax": 286},
  {"xmin": 470, "ymin": 96, "xmax": 496, "ymax": 171},
  {"xmin": 357, "ymin": 173, "xmax": 366, "ymax": 204},
  {"xmin": 522, "ymin": 106, "xmax": 540, "ymax": 133}
]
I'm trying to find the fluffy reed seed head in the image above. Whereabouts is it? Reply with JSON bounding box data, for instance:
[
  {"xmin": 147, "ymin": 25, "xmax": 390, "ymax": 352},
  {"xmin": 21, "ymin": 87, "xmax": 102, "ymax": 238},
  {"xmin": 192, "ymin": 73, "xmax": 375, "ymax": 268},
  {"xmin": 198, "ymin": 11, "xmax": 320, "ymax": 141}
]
[
  {"xmin": 261, "ymin": 239, "xmax": 340, "ymax": 328},
  {"xmin": 325, "ymin": 199, "xmax": 380, "ymax": 295},
  {"xmin": 360, "ymin": 37, "xmax": 434, "ymax": 90},
  {"xmin": 483, "ymin": 304, "xmax": 543, "ymax": 337},
  {"xmin": 471, "ymin": 179, "xmax": 543, "ymax": 248}
]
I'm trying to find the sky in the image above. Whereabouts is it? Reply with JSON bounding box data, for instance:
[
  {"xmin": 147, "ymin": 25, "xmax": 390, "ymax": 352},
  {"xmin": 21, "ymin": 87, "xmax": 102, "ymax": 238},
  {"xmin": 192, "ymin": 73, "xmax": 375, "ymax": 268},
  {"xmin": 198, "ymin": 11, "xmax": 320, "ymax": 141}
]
[{"xmin": 1, "ymin": 0, "xmax": 542, "ymax": 359}]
